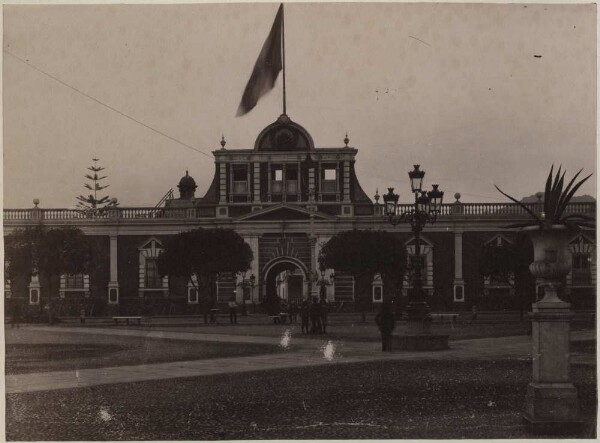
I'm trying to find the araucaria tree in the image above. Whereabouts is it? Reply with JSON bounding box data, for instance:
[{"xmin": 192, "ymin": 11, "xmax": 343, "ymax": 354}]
[
  {"xmin": 319, "ymin": 230, "xmax": 407, "ymax": 318},
  {"xmin": 5, "ymin": 225, "xmax": 92, "ymax": 324},
  {"xmin": 157, "ymin": 228, "xmax": 253, "ymax": 319},
  {"xmin": 76, "ymin": 158, "xmax": 118, "ymax": 216}
]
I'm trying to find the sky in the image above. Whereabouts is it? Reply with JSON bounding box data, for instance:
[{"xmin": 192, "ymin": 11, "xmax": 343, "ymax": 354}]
[{"xmin": 3, "ymin": 2, "xmax": 597, "ymax": 209}]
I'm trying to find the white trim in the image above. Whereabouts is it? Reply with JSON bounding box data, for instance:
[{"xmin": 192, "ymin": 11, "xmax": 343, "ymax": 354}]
[
  {"xmin": 372, "ymin": 274, "xmax": 383, "ymax": 303},
  {"xmin": 187, "ymin": 275, "xmax": 199, "ymax": 304},
  {"xmin": 484, "ymin": 234, "xmax": 513, "ymax": 247},
  {"xmin": 29, "ymin": 273, "xmax": 41, "ymax": 305},
  {"xmin": 108, "ymin": 286, "xmax": 119, "ymax": 304},
  {"xmin": 453, "ymin": 284, "xmax": 465, "ymax": 302}
]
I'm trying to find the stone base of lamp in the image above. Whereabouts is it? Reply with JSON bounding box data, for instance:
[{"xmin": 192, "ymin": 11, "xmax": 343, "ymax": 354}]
[{"xmin": 393, "ymin": 301, "xmax": 450, "ymax": 350}]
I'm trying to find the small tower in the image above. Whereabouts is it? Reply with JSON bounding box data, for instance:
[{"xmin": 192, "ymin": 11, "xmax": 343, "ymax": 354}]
[{"xmin": 178, "ymin": 170, "xmax": 197, "ymax": 200}]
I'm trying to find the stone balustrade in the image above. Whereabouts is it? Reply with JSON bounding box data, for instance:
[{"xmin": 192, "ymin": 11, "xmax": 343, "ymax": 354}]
[{"xmin": 3, "ymin": 202, "xmax": 595, "ymax": 222}]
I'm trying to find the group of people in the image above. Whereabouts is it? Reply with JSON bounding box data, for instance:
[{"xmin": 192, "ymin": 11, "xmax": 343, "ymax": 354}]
[{"xmin": 299, "ymin": 297, "xmax": 329, "ymax": 334}]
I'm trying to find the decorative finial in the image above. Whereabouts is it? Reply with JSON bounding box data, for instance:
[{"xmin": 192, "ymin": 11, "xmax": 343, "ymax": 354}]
[
  {"xmin": 220, "ymin": 135, "xmax": 226, "ymax": 149},
  {"xmin": 454, "ymin": 192, "xmax": 461, "ymax": 202},
  {"xmin": 535, "ymin": 191, "xmax": 544, "ymax": 203},
  {"xmin": 374, "ymin": 188, "xmax": 380, "ymax": 203},
  {"xmin": 33, "ymin": 198, "xmax": 40, "ymax": 207},
  {"xmin": 185, "ymin": 170, "xmax": 189, "ymax": 176},
  {"xmin": 344, "ymin": 132, "xmax": 349, "ymax": 147}
]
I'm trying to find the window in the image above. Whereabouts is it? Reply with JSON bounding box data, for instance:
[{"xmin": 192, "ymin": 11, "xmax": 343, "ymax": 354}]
[
  {"xmin": 272, "ymin": 167, "xmax": 283, "ymax": 193},
  {"xmin": 286, "ymin": 167, "xmax": 298, "ymax": 193},
  {"xmin": 188, "ymin": 287, "xmax": 199, "ymax": 304},
  {"xmin": 322, "ymin": 165, "xmax": 337, "ymax": 192},
  {"xmin": 373, "ymin": 286, "xmax": 382, "ymax": 302},
  {"xmin": 572, "ymin": 253, "xmax": 592, "ymax": 285},
  {"xmin": 139, "ymin": 238, "xmax": 167, "ymax": 295},
  {"xmin": 145, "ymin": 258, "xmax": 163, "ymax": 288},
  {"xmin": 409, "ymin": 255, "xmax": 426, "ymax": 269},
  {"xmin": 232, "ymin": 165, "xmax": 248, "ymax": 194},
  {"xmin": 65, "ymin": 274, "xmax": 84, "ymax": 289}
]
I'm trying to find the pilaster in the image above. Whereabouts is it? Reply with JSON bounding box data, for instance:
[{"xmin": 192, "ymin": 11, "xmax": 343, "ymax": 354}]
[
  {"xmin": 453, "ymin": 230, "xmax": 465, "ymax": 302},
  {"xmin": 108, "ymin": 235, "xmax": 119, "ymax": 304}
]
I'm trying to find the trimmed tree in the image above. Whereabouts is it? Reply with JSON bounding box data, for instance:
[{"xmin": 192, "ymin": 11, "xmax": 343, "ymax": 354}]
[
  {"xmin": 319, "ymin": 230, "xmax": 407, "ymax": 321},
  {"xmin": 5, "ymin": 225, "xmax": 92, "ymax": 324},
  {"xmin": 480, "ymin": 233, "xmax": 534, "ymax": 318},
  {"xmin": 157, "ymin": 228, "xmax": 253, "ymax": 321}
]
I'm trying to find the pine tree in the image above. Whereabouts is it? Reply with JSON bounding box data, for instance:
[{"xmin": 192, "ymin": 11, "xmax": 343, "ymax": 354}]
[{"xmin": 76, "ymin": 158, "xmax": 117, "ymax": 216}]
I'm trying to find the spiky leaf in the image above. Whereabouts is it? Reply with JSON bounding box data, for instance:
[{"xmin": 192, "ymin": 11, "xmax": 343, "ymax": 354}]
[
  {"xmin": 556, "ymin": 173, "xmax": 593, "ymax": 221},
  {"xmin": 494, "ymin": 185, "xmax": 543, "ymax": 225}
]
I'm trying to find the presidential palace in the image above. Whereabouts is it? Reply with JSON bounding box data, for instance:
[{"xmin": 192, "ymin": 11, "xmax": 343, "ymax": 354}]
[{"xmin": 4, "ymin": 114, "xmax": 596, "ymax": 317}]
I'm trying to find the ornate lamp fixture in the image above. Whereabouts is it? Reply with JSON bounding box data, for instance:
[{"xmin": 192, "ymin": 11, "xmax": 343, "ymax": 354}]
[{"xmin": 382, "ymin": 164, "xmax": 447, "ymax": 350}]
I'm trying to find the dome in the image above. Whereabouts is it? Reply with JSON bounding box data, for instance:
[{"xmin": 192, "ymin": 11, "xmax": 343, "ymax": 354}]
[
  {"xmin": 254, "ymin": 114, "xmax": 314, "ymax": 152},
  {"xmin": 178, "ymin": 170, "xmax": 197, "ymax": 199}
]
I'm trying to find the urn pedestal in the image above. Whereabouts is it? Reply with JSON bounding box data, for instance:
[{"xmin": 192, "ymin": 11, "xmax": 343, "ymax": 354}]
[{"xmin": 522, "ymin": 226, "xmax": 580, "ymax": 431}]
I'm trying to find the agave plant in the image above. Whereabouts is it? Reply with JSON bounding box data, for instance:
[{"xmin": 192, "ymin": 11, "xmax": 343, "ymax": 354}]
[{"xmin": 495, "ymin": 165, "xmax": 595, "ymax": 230}]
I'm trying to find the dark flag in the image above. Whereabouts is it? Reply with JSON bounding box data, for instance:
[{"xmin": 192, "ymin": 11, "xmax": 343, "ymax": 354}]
[{"xmin": 236, "ymin": 4, "xmax": 283, "ymax": 117}]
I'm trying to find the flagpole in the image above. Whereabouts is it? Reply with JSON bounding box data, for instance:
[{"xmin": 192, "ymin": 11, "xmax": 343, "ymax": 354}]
[{"xmin": 282, "ymin": 3, "xmax": 287, "ymax": 115}]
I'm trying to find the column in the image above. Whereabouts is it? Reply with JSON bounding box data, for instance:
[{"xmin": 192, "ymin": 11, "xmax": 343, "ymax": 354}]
[
  {"xmin": 453, "ymin": 230, "xmax": 465, "ymax": 303},
  {"xmin": 217, "ymin": 162, "xmax": 229, "ymax": 217},
  {"xmin": 108, "ymin": 235, "xmax": 119, "ymax": 304},
  {"xmin": 244, "ymin": 236, "xmax": 260, "ymax": 304},
  {"xmin": 309, "ymin": 236, "xmax": 318, "ymax": 297},
  {"xmin": 342, "ymin": 161, "xmax": 350, "ymax": 202},
  {"xmin": 253, "ymin": 162, "xmax": 261, "ymax": 203},
  {"xmin": 282, "ymin": 163, "xmax": 287, "ymax": 202},
  {"xmin": 317, "ymin": 161, "xmax": 322, "ymax": 201},
  {"xmin": 267, "ymin": 161, "xmax": 272, "ymax": 202},
  {"xmin": 219, "ymin": 163, "xmax": 227, "ymax": 203}
]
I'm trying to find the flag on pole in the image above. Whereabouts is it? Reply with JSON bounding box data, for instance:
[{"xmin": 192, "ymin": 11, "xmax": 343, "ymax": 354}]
[{"xmin": 236, "ymin": 4, "xmax": 284, "ymax": 117}]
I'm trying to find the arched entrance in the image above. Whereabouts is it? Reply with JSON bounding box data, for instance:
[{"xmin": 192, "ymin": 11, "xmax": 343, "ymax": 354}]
[{"xmin": 262, "ymin": 257, "xmax": 308, "ymax": 309}]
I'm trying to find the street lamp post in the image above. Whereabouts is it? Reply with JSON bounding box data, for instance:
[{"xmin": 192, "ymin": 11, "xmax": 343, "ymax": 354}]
[
  {"xmin": 383, "ymin": 165, "xmax": 449, "ymax": 350},
  {"xmin": 236, "ymin": 272, "xmax": 256, "ymax": 316}
]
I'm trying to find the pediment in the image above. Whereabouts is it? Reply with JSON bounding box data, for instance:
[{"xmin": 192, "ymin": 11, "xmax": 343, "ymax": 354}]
[{"xmin": 235, "ymin": 204, "xmax": 334, "ymax": 222}]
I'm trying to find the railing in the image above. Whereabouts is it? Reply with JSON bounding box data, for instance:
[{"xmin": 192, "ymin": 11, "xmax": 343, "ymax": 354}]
[{"xmin": 3, "ymin": 202, "xmax": 595, "ymax": 222}]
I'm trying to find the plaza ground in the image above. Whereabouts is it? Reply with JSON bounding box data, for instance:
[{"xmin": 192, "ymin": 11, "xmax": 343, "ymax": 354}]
[{"xmin": 4, "ymin": 312, "xmax": 597, "ymax": 440}]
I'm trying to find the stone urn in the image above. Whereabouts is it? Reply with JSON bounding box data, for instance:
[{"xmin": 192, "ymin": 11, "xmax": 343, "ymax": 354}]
[{"xmin": 524, "ymin": 225, "xmax": 572, "ymax": 303}]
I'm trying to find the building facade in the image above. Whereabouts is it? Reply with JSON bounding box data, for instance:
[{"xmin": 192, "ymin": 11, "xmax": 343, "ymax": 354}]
[{"xmin": 4, "ymin": 114, "xmax": 596, "ymax": 317}]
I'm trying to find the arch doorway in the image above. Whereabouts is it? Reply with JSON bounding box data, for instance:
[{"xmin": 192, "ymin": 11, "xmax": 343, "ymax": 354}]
[{"xmin": 262, "ymin": 257, "xmax": 308, "ymax": 308}]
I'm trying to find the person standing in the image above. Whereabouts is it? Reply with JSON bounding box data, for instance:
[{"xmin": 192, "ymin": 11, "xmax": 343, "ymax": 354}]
[
  {"xmin": 470, "ymin": 304, "xmax": 478, "ymax": 325},
  {"xmin": 375, "ymin": 303, "xmax": 395, "ymax": 351},
  {"xmin": 309, "ymin": 297, "xmax": 322, "ymax": 333},
  {"xmin": 300, "ymin": 301, "xmax": 310, "ymax": 334},
  {"xmin": 228, "ymin": 300, "xmax": 238, "ymax": 324},
  {"xmin": 320, "ymin": 299, "xmax": 329, "ymax": 334}
]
